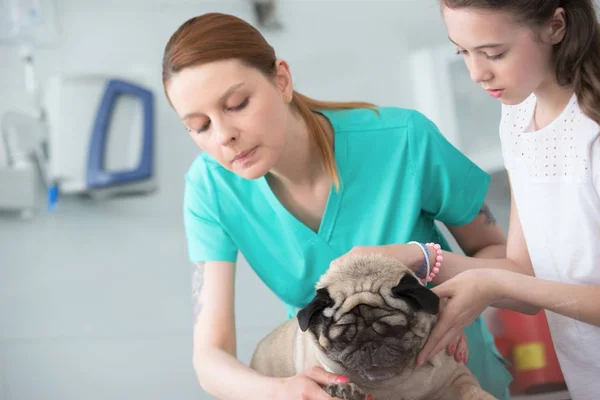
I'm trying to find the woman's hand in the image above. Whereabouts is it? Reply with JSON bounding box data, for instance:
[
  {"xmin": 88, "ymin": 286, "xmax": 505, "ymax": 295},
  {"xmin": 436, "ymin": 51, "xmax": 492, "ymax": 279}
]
[
  {"xmin": 416, "ymin": 269, "xmax": 505, "ymax": 367},
  {"xmin": 271, "ymin": 366, "xmax": 370, "ymax": 400}
]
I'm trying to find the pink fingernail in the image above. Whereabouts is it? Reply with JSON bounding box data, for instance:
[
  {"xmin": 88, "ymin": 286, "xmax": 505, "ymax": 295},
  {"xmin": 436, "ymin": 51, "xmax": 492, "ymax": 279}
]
[
  {"xmin": 449, "ymin": 344, "xmax": 456, "ymax": 354},
  {"xmin": 336, "ymin": 375, "xmax": 350, "ymax": 383},
  {"xmin": 458, "ymin": 352, "xmax": 464, "ymax": 361}
]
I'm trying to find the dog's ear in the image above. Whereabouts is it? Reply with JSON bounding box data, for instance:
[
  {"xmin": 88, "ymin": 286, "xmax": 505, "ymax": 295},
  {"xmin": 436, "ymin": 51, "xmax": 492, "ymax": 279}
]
[
  {"xmin": 297, "ymin": 288, "xmax": 334, "ymax": 332},
  {"xmin": 391, "ymin": 274, "xmax": 440, "ymax": 315}
]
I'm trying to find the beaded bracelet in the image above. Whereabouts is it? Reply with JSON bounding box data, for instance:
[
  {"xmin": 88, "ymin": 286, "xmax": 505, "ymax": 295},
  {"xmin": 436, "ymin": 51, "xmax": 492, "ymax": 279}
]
[
  {"xmin": 407, "ymin": 241, "xmax": 444, "ymax": 283},
  {"xmin": 424, "ymin": 242, "xmax": 443, "ymax": 282},
  {"xmin": 407, "ymin": 241, "xmax": 430, "ymax": 284}
]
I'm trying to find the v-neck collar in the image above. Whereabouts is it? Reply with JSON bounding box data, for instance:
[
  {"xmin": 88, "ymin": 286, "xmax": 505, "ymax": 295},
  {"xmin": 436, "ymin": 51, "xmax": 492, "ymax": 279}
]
[{"xmin": 258, "ymin": 111, "xmax": 346, "ymax": 244}]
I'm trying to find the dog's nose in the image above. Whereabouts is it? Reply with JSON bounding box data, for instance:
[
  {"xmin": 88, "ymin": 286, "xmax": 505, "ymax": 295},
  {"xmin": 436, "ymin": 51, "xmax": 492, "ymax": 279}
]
[{"xmin": 360, "ymin": 342, "xmax": 378, "ymax": 355}]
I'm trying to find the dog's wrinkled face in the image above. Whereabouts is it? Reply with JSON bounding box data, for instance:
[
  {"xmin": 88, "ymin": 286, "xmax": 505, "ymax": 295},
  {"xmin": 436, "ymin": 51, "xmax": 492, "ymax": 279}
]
[{"xmin": 297, "ymin": 253, "xmax": 440, "ymax": 382}]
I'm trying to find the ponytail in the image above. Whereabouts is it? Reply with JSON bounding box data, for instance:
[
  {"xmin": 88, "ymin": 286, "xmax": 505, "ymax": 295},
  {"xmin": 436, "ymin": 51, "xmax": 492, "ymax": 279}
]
[{"xmin": 290, "ymin": 92, "xmax": 377, "ymax": 190}]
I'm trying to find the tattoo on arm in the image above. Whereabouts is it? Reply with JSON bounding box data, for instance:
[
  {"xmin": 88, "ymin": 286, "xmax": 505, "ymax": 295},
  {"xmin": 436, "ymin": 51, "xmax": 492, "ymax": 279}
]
[
  {"xmin": 479, "ymin": 203, "xmax": 497, "ymax": 225},
  {"xmin": 191, "ymin": 263, "xmax": 206, "ymax": 325}
]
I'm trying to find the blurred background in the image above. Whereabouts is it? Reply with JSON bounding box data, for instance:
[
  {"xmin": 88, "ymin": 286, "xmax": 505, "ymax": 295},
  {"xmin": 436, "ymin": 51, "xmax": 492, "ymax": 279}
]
[{"xmin": 0, "ymin": 0, "xmax": 577, "ymax": 399}]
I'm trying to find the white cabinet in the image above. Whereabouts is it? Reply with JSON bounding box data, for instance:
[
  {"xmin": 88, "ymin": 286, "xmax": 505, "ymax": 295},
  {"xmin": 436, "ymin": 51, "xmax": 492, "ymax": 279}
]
[{"xmin": 409, "ymin": 43, "xmax": 505, "ymax": 174}]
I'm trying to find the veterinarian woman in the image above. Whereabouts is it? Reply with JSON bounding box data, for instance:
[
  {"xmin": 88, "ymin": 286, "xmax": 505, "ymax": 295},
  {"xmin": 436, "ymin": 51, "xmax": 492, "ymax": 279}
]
[{"xmin": 163, "ymin": 12, "xmax": 512, "ymax": 400}]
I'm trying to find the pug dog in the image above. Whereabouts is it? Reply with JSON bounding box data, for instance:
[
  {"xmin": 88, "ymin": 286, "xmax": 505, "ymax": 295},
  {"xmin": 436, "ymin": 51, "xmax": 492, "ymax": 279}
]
[{"xmin": 250, "ymin": 253, "xmax": 497, "ymax": 400}]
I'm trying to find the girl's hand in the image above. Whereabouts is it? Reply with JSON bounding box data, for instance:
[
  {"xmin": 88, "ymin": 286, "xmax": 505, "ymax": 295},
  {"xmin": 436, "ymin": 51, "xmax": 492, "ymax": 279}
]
[
  {"xmin": 416, "ymin": 269, "xmax": 505, "ymax": 367},
  {"xmin": 271, "ymin": 366, "xmax": 369, "ymax": 400},
  {"xmin": 447, "ymin": 331, "xmax": 469, "ymax": 364}
]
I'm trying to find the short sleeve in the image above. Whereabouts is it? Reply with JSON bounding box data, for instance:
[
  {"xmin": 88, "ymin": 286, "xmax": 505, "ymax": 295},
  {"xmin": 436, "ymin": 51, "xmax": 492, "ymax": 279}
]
[
  {"xmin": 408, "ymin": 111, "xmax": 490, "ymax": 226},
  {"xmin": 183, "ymin": 175, "xmax": 238, "ymax": 263}
]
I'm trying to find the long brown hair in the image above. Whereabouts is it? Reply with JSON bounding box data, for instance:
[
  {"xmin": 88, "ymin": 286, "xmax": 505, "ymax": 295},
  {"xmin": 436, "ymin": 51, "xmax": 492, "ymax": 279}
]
[
  {"xmin": 441, "ymin": 0, "xmax": 600, "ymax": 125},
  {"xmin": 162, "ymin": 13, "xmax": 376, "ymax": 188}
]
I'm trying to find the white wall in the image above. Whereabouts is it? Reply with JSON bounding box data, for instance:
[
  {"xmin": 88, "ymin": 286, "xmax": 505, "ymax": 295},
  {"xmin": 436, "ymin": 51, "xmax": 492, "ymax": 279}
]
[
  {"xmin": 1, "ymin": 0, "xmax": 453, "ymax": 201},
  {"xmin": 0, "ymin": 1, "xmax": 459, "ymax": 399}
]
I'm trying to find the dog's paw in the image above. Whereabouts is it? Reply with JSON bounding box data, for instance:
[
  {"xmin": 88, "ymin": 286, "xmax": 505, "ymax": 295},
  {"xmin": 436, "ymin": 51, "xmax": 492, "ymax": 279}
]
[{"xmin": 325, "ymin": 382, "xmax": 371, "ymax": 400}]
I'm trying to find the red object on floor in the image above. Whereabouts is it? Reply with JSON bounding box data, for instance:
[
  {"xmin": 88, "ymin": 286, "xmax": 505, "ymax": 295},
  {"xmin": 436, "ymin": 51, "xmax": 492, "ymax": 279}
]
[{"xmin": 494, "ymin": 309, "xmax": 567, "ymax": 395}]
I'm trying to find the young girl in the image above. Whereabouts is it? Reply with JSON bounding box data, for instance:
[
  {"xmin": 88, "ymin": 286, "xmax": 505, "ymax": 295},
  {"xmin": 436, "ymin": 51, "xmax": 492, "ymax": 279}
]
[
  {"xmin": 394, "ymin": 1, "xmax": 600, "ymax": 398},
  {"xmin": 163, "ymin": 12, "xmax": 513, "ymax": 400}
]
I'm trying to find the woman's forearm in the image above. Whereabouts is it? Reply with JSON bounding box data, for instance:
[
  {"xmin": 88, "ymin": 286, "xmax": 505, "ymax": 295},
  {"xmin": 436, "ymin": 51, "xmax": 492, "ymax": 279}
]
[
  {"xmin": 194, "ymin": 345, "xmax": 276, "ymax": 399},
  {"xmin": 397, "ymin": 243, "xmax": 528, "ymax": 281},
  {"xmin": 472, "ymin": 243, "xmax": 505, "ymax": 259},
  {"xmin": 496, "ymin": 272, "xmax": 600, "ymax": 327}
]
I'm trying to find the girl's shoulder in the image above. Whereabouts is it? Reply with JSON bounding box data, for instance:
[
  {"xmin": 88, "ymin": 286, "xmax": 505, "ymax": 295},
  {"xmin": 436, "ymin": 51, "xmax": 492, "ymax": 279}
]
[{"xmin": 499, "ymin": 94, "xmax": 536, "ymax": 133}]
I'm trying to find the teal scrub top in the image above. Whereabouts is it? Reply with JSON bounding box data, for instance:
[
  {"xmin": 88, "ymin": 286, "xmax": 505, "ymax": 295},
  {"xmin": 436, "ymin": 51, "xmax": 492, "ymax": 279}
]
[{"xmin": 183, "ymin": 107, "xmax": 512, "ymax": 399}]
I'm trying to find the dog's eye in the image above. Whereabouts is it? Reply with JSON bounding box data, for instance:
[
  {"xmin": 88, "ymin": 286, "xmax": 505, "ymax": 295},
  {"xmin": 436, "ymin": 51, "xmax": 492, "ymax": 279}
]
[
  {"xmin": 373, "ymin": 322, "xmax": 409, "ymax": 338},
  {"xmin": 329, "ymin": 325, "xmax": 357, "ymax": 341},
  {"xmin": 372, "ymin": 322, "xmax": 388, "ymax": 335},
  {"xmin": 344, "ymin": 325, "xmax": 357, "ymax": 340},
  {"xmin": 329, "ymin": 325, "xmax": 346, "ymax": 340},
  {"xmin": 336, "ymin": 314, "xmax": 356, "ymax": 325},
  {"xmin": 378, "ymin": 314, "xmax": 408, "ymax": 326},
  {"xmin": 368, "ymin": 308, "xmax": 393, "ymax": 319}
]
